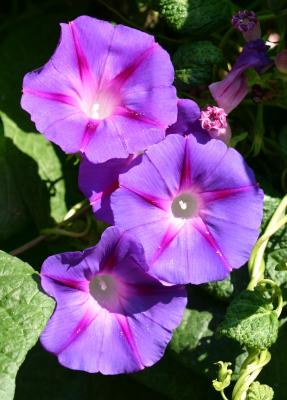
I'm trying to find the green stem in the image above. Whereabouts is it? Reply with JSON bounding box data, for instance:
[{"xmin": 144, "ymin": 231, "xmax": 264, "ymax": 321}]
[
  {"xmin": 41, "ymin": 215, "xmax": 91, "ymax": 238},
  {"xmin": 256, "ymin": 279, "xmax": 284, "ymax": 317},
  {"xmin": 258, "ymin": 8, "xmax": 287, "ymax": 21},
  {"xmin": 232, "ymin": 350, "xmax": 271, "ymax": 400},
  {"xmin": 252, "ymin": 104, "xmax": 265, "ymax": 157},
  {"xmin": 231, "ymin": 195, "xmax": 287, "ymax": 400},
  {"xmin": 10, "ymin": 200, "xmax": 90, "ymax": 256},
  {"xmin": 248, "ymin": 195, "xmax": 287, "ymax": 290},
  {"xmin": 220, "ymin": 390, "xmax": 229, "ymax": 400}
]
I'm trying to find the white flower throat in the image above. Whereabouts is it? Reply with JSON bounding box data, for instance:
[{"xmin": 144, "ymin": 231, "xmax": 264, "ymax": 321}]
[{"xmin": 171, "ymin": 193, "xmax": 198, "ymax": 219}]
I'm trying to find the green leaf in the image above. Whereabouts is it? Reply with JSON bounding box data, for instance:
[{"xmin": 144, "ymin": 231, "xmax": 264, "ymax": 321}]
[
  {"xmin": 218, "ymin": 290, "xmax": 279, "ymax": 350},
  {"xmin": 202, "ymin": 268, "xmax": 249, "ymax": 304},
  {"xmin": 173, "ymin": 41, "xmax": 223, "ymax": 88},
  {"xmin": 262, "ymin": 195, "xmax": 287, "ymax": 296},
  {"xmin": 247, "ymin": 381, "xmax": 274, "ymax": 400},
  {"xmin": 0, "ymin": 251, "xmax": 54, "ymax": 400},
  {"xmin": 1, "ymin": 113, "xmax": 67, "ymax": 229},
  {"xmin": 155, "ymin": 0, "xmax": 232, "ymax": 35},
  {"xmin": 230, "ymin": 131, "xmax": 248, "ymax": 148},
  {"xmin": 0, "ymin": 14, "xmax": 68, "ymax": 235},
  {"xmin": 202, "ymin": 276, "xmax": 234, "ymax": 302},
  {"xmin": 171, "ymin": 309, "xmax": 213, "ymax": 352},
  {"xmin": 168, "ymin": 287, "xmax": 243, "ymax": 378}
]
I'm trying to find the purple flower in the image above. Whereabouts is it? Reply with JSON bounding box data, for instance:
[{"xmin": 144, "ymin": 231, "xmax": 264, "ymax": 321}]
[
  {"xmin": 111, "ymin": 134, "xmax": 263, "ymax": 285},
  {"xmin": 200, "ymin": 106, "xmax": 231, "ymax": 143},
  {"xmin": 167, "ymin": 99, "xmax": 210, "ymax": 144},
  {"xmin": 40, "ymin": 227, "xmax": 186, "ymax": 374},
  {"xmin": 21, "ymin": 16, "xmax": 177, "ymax": 163},
  {"xmin": 167, "ymin": 99, "xmax": 230, "ymax": 143},
  {"xmin": 231, "ymin": 10, "xmax": 261, "ymax": 42},
  {"xmin": 209, "ymin": 39, "xmax": 272, "ymax": 113},
  {"xmin": 78, "ymin": 155, "xmax": 138, "ymax": 224},
  {"xmin": 167, "ymin": 99, "xmax": 200, "ymax": 136}
]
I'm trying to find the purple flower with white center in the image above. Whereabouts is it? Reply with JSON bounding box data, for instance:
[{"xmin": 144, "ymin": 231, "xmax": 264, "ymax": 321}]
[
  {"xmin": 231, "ymin": 10, "xmax": 261, "ymax": 42},
  {"xmin": 111, "ymin": 134, "xmax": 264, "ymax": 285},
  {"xmin": 200, "ymin": 106, "xmax": 231, "ymax": 143},
  {"xmin": 40, "ymin": 227, "xmax": 186, "ymax": 374},
  {"xmin": 78, "ymin": 155, "xmax": 138, "ymax": 224},
  {"xmin": 21, "ymin": 16, "xmax": 177, "ymax": 163},
  {"xmin": 209, "ymin": 39, "xmax": 272, "ymax": 113}
]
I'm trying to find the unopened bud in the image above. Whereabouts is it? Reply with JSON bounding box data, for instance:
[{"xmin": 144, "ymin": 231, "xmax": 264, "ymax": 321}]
[
  {"xmin": 231, "ymin": 10, "xmax": 261, "ymax": 41},
  {"xmin": 275, "ymin": 49, "xmax": 287, "ymax": 74},
  {"xmin": 200, "ymin": 106, "xmax": 231, "ymax": 143}
]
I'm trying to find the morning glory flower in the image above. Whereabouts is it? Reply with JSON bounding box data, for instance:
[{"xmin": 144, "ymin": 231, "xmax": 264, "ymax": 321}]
[
  {"xmin": 21, "ymin": 16, "xmax": 177, "ymax": 163},
  {"xmin": 78, "ymin": 155, "xmax": 138, "ymax": 224},
  {"xmin": 209, "ymin": 39, "xmax": 271, "ymax": 113},
  {"xmin": 40, "ymin": 227, "xmax": 186, "ymax": 374},
  {"xmin": 111, "ymin": 134, "xmax": 263, "ymax": 285},
  {"xmin": 166, "ymin": 99, "xmax": 207, "ymax": 140},
  {"xmin": 231, "ymin": 10, "xmax": 261, "ymax": 42}
]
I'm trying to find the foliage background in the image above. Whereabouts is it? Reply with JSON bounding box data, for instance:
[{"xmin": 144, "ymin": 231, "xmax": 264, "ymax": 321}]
[{"xmin": 0, "ymin": 0, "xmax": 287, "ymax": 399}]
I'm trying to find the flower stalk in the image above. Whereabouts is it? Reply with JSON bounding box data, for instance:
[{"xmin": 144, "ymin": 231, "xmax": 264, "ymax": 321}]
[
  {"xmin": 232, "ymin": 195, "xmax": 287, "ymax": 399},
  {"xmin": 214, "ymin": 194, "xmax": 287, "ymax": 400}
]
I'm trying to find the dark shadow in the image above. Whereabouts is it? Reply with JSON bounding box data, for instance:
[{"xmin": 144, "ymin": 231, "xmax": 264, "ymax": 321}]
[
  {"xmin": 170, "ymin": 284, "xmax": 244, "ymax": 379},
  {"xmin": 0, "ymin": 114, "xmax": 62, "ymax": 249},
  {"xmin": 15, "ymin": 342, "xmax": 167, "ymax": 400},
  {"xmin": 134, "ymin": 350, "xmax": 218, "ymax": 400}
]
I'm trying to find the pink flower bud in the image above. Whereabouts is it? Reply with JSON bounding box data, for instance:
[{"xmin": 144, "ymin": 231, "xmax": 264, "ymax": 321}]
[
  {"xmin": 200, "ymin": 106, "xmax": 231, "ymax": 143},
  {"xmin": 275, "ymin": 49, "xmax": 287, "ymax": 74}
]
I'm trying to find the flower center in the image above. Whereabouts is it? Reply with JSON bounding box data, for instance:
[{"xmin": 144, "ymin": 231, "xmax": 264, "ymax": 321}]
[
  {"xmin": 171, "ymin": 193, "xmax": 198, "ymax": 219},
  {"xmin": 86, "ymin": 90, "xmax": 120, "ymax": 120},
  {"xmin": 89, "ymin": 274, "xmax": 118, "ymax": 309}
]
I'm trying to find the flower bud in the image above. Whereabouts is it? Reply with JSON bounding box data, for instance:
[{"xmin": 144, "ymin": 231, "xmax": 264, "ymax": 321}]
[
  {"xmin": 209, "ymin": 40, "xmax": 271, "ymax": 113},
  {"xmin": 275, "ymin": 49, "xmax": 287, "ymax": 74},
  {"xmin": 231, "ymin": 10, "xmax": 261, "ymax": 42},
  {"xmin": 200, "ymin": 106, "xmax": 231, "ymax": 143}
]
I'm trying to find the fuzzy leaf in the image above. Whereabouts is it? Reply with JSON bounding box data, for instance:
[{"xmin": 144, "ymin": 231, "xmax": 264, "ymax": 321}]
[
  {"xmin": 0, "ymin": 251, "xmax": 54, "ymax": 400},
  {"xmin": 171, "ymin": 309, "xmax": 213, "ymax": 352},
  {"xmin": 247, "ymin": 381, "xmax": 274, "ymax": 400},
  {"xmin": 155, "ymin": 0, "xmax": 232, "ymax": 35},
  {"xmin": 218, "ymin": 290, "xmax": 279, "ymax": 350},
  {"xmin": 173, "ymin": 41, "xmax": 223, "ymax": 87},
  {"xmin": 203, "ymin": 276, "xmax": 234, "ymax": 302}
]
